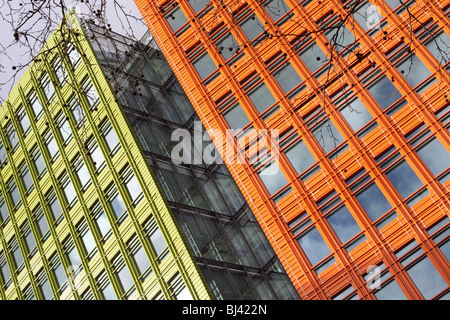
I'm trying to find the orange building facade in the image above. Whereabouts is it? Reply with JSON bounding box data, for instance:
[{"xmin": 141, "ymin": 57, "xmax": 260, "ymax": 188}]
[{"xmin": 134, "ymin": 0, "xmax": 450, "ymax": 299}]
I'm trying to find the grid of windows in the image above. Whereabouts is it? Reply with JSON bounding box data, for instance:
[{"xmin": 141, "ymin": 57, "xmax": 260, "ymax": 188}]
[{"xmin": 140, "ymin": 0, "xmax": 450, "ymax": 299}]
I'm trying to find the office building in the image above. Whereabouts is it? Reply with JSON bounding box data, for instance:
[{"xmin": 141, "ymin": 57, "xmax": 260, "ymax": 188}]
[{"xmin": 134, "ymin": 0, "xmax": 450, "ymax": 299}]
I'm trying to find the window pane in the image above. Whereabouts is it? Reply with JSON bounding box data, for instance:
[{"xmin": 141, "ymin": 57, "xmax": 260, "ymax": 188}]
[
  {"xmin": 327, "ymin": 205, "xmax": 361, "ymax": 244},
  {"xmin": 217, "ymin": 33, "xmax": 238, "ymax": 61},
  {"xmin": 166, "ymin": 7, "xmax": 188, "ymax": 32},
  {"xmin": 264, "ymin": 0, "xmax": 290, "ymax": 22},
  {"xmin": 150, "ymin": 228, "xmax": 167, "ymax": 257},
  {"xmin": 340, "ymin": 97, "xmax": 373, "ymax": 132},
  {"xmin": 274, "ymin": 63, "xmax": 303, "ymax": 94},
  {"xmin": 312, "ymin": 119, "xmax": 344, "ymax": 154},
  {"xmin": 356, "ymin": 182, "xmax": 392, "ymax": 221},
  {"xmin": 297, "ymin": 226, "xmax": 331, "ymax": 266},
  {"xmin": 188, "ymin": 0, "xmax": 209, "ymax": 13},
  {"xmin": 299, "ymin": 41, "xmax": 327, "ymax": 74},
  {"xmin": 258, "ymin": 160, "xmax": 288, "ymax": 195},
  {"xmin": 396, "ymin": 53, "xmax": 431, "ymax": 88},
  {"xmin": 416, "ymin": 137, "xmax": 450, "ymax": 176},
  {"xmin": 407, "ymin": 257, "xmax": 447, "ymax": 299},
  {"xmin": 223, "ymin": 103, "xmax": 250, "ymax": 131},
  {"xmin": 374, "ymin": 280, "xmax": 408, "ymax": 300},
  {"xmin": 386, "ymin": 160, "xmax": 423, "ymax": 199},
  {"xmin": 285, "ymin": 139, "xmax": 316, "ymax": 175},
  {"xmin": 367, "ymin": 75, "xmax": 402, "ymax": 110},
  {"xmin": 248, "ymin": 82, "xmax": 276, "ymax": 114},
  {"xmin": 193, "ymin": 52, "xmax": 216, "ymax": 80}
]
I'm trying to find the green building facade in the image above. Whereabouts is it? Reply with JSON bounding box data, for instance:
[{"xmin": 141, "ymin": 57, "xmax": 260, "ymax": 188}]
[{"xmin": 0, "ymin": 15, "xmax": 298, "ymax": 300}]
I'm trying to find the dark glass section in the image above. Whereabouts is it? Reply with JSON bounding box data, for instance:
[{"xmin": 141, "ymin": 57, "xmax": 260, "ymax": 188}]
[{"xmin": 87, "ymin": 23, "xmax": 299, "ymax": 300}]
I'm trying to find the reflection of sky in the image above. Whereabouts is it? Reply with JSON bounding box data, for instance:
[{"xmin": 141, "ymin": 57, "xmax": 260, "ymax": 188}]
[
  {"xmin": 386, "ymin": 160, "xmax": 423, "ymax": 199},
  {"xmin": 248, "ymin": 83, "xmax": 276, "ymax": 114},
  {"xmin": 275, "ymin": 63, "xmax": 303, "ymax": 93},
  {"xmin": 126, "ymin": 175, "xmax": 142, "ymax": 201},
  {"xmin": 150, "ymin": 228, "xmax": 167, "ymax": 256},
  {"xmin": 416, "ymin": 137, "xmax": 450, "ymax": 176},
  {"xmin": 299, "ymin": 41, "xmax": 327, "ymax": 73},
  {"xmin": 297, "ymin": 227, "xmax": 331, "ymax": 266},
  {"xmin": 285, "ymin": 139, "xmax": 315, "ymax": 174},
  {"xmin": 224, "ymin": 103, "xmax": 250, "ymax": 131},
  {"xmin": 368, "ymin": 75, "xmax": 402, "ymax": 110},
  {"xmin": 356, "ymin": 182, "xmax": 391, "ymax": 221},
  {"xmin": 312, "ymin": 120, "xmax": 344, "ymax": 154},
  {"xmin": 327, "ymin": 205, "xmax": 361, "ymax": 244},
  {"xmin": 133, "ymin": 246, "xmax": 150, "ymax": 274},
  {"xmin": 340, "ymin": 97, "xmax": 373, "ymax": 132},
  {"xmin": 259, "ymin": 161, "xmax": 287, "ymax": 195},
  {"xmin": 374, "ymin": 279, "xmax": 407, "ymax": 300},
  {"xmin": 96, "ymin": 213, "xmax": 110, "ymax": 238},
  {"xmin": 406, "ymin": 257, "xmax": 447, "ymax": 299},
  {"xmin": 396, "ymin": 53, "xmax": 431, "ymax": 88}
]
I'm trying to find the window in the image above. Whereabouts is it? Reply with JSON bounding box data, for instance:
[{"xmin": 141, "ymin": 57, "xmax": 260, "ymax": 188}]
[
  {"xmin": 274, "ymin": 62, "xmax": 304, "ymax": 94},
  {"xmin": 143, "ymin": 218, "xmax": 168, "ymax": 262},
  {"xmin": 283, "ymin": 137, "xmax": 316, "ymax": 175},
  {"xmin": 0, "ymin": 251, "xmax": 12, "ymax": 289},
  {"xmin": 395, "ymin": 52, "xmax": 432, "ymax": 89},
  {"xmin": 82, "ymin": 79, "xmax": 99, "ymax": 109},
  {"xmin": 264, "ymin": 0, "xmax": 291, "ymax": 23},
  {"xmin": 367, "ymin": 74, "xmax": 402, "ymax": 110},
  {"xmin": 69, "ymin": 95, "xmax": 85, "ymax": 128},
  {"xmin": 353, "ymin": 0, "xmax": 383, "ymax": 32},
  {"xmin": 216, "ymin": 32, "xmax": 239, "ymax": 61},
  {"xmin": 9, "ymin": 237, "xmax": 24, "ymax": 273},
  {"xmin": 100, "ymin": 120, "xmax": 120, "ymax": 155},
  {"xmin": 43, "ymin": 130, "xmax": 60, "ymax": 161},
  {"xmin": 76, "ymin": 219, "xmax": 97, "ymax": 259},
  {"xmin": 68, "ymin": 43, "xmax": 81, "ymax": 69},
  {"xmin": 56, "ymin": 112, "xmax": 72, "ymax": 144},
  {"xmin": 223, "ymin": 103, "xmax": 251, "ymax": 131},
  {"xmin": 106, "ymin": 185, "xmax": 127, "ymax": 223},
  {"xmin": 120, "ymin": 165, "xmax": 142, "ymax": 205},
  {"xmin": 169, "ymin": 273, "xmax": 193, "ymax": 300},
  {"xmin": 355, "ymin": 182, "xmax": 392, "ymax": 222},
  {"xmin": 326, "ymin": 204, "xmax": 361, "ymax": 245},
  {"xmin": 17, "ymin": 107, "xmax": 31, "ymax": 137},
  {"xmin": 47, "ymin": 189, "xmax": 63, "ymax": 225},
  {"xmin": 406, "ymin": 256, "xmax": 447, "ymax": 299},
  {"xmin": 29, "ymin": 92, "xmax": 43, "ymax": 120},
  {"xmin": 111, "ymin": 254, "xmax": 134, "ymax": 298},
  {"xmin": 31, "ymin": 145, "xmax": 46, "ymax": 178},
  {"xmin": 297, "ymin": 225, "xmax": 332, "ymax": 266},
  {"xmin": 165, "ymin": 6, "xmax": 188, "ymax": 32},
  {"xmin": 5, "ymin": 122, "xmax": 19, "ymax": 152},
  {"xmin": 34, "ymin": 206, "xmax": 50, "ymax": 241},
  {"xmin": 59, "ymin": 172, "xmax": 77, "ymax": 207},
  {"xmin": 127, "ymin": 235, "xmax": 152, "ymax": 280},
  {"xmin": 36, "ymin": 268, "xmax": 52, "ymax": 300},
  {"xmin": 19, "ymin": 162, "xmax": 34, "ymax": 194},
  {"xmin": 188, "ymin": 0, "xmax": 210, "ymax": 13},
  {"xmin": 21, "ymin": 221, "xmax": 37, "ymax": 258},
  {"xmin": 248, "ymin": 81, "xmax": 277, "ymax": 114},
  {"xmin": 96, "ymin": 271, "xmax": 116, "ymax": 300},
  {"xmin": 311, "ymin": 116, "xmax": 345, "ymax": 155},
  {"xmin": 72, "ymin": 154, "xmax": 91, "ymax": 190},
  {"xmin": 385, "ymin": 159, "xmax": 423, "ymax": 199},
  {"xmin": 299, "ymin": 40, "xmax": 327, "ymax": 74},
  {"xmin": 0, "ymin": 195, "xmax": 9, "ymax": 226},
  {"xmin": 86, "ymin": 137, "xmax": 105, "ymax": 173},
  {"xmin": 239, "ymin": 13, "xmax": 264, "ymax": 44},
  {"xmin": 48, "ymin": 253, "xmax": 66, "ymax": 292},
  {"xmin": 415, "ymin": 137, "xmax": 450, "ymax": 177},
  {"xmin": 0, "ymin": 140, "xmax": 7, "ymax": 168},
  {"xmin": 63, "ymin": 237, "xmax": 82, "ymax": 271},
  {"xmin": 8, "ymin": 179, "xmax": 21, "ymax": 210},
  {"xmin": 91, "ymin": 201, "xmax": 111, "ymax": 241},
  {"xmin": 258, "ymin": 159, "xmax": 288, "ymax": 195},
  {"xmin": 53, "ymin": 57, "xmax": 67, "ymax": 86},
  {"xmin": 374, "ymin": 279, "xmax": 408, "ymax": 300},
  {"xmin": 193, "ymin": 51, "xmax": 216, "ymax": 80},
  {"xmin": 41, "ymin": 74, "xmax": 55, "ymax": 104},
  {"xmin": 339, "ymin": 96, "xmax": 373, "ymax": 133}
]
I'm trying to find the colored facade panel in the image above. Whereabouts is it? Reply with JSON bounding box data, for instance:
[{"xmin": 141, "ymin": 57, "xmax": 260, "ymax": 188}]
[
  {"xmin": 0, "ymin": 15, "xmax": 297, "ymax": 300},
  {"xmin": 134, "ymin": 0, "xmax": 450, "ymax": 299}
]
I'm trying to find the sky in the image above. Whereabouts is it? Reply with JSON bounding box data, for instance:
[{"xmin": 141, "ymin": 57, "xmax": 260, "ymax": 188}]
[{"xmin": 0, "ymin": 0, "xmax": 149, "ymax": 102}]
